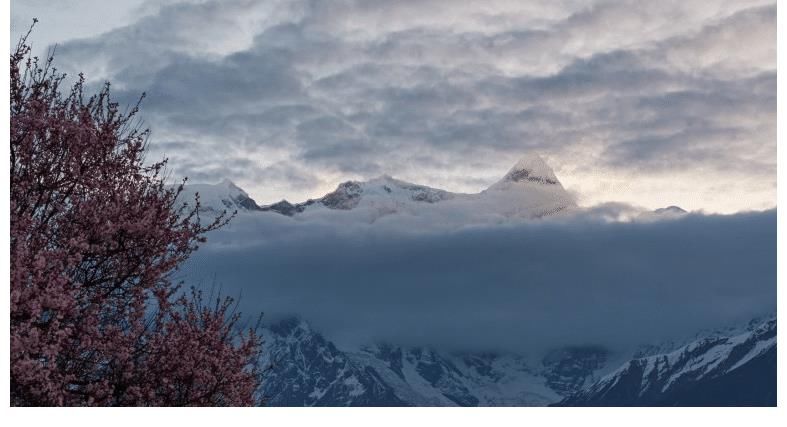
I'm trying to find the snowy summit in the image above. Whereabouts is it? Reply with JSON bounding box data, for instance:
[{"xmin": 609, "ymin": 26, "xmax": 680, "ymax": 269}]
[{"xmin": 179, "ymin": 154, "xmax": 577, "ymax": 224}]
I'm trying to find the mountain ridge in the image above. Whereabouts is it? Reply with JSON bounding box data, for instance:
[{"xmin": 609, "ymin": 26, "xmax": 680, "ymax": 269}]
[
  {"xmin": 554, "ymin": 317, "xmax": 776, "ymax": 406},
  {"xmin": 258, "ymin": 315, "xmax": 775, "ymax": 406},
  {"xmin": 179, "ymin": 154, "xmax": 579, "ymax": 222},
  {"xmin": 178, "ymin": 155, "xmax": 691, "ymax": 225}
]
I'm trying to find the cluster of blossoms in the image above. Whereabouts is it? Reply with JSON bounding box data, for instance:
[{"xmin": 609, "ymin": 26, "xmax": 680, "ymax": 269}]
[{"xmin": 10, "ymin": 26, "xmax": 262, "ymax": 406}]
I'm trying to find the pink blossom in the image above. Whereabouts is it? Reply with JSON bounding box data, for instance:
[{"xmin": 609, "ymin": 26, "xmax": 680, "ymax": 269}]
[{"xmin": 10, "ymin": 26, "xmax": 262, "ymax": 406}]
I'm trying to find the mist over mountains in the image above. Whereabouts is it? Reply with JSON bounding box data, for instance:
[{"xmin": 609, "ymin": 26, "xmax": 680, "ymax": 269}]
[
  {"xmin": 174, "ymin": 154, "xmax": 775, "ymax": 406},
  {"xmin": 178, "ymin": 156, "xmax": 774, "ymax": 352}
]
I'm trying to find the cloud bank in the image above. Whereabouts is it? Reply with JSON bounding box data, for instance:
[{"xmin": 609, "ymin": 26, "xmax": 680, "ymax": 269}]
[
  {"xmin": 181, "ymin": 209, "xmax": 776, "ymax": 355},
  {"xmin": 13, "ymin": 0, "xmax": 776, "ymax": 213}
]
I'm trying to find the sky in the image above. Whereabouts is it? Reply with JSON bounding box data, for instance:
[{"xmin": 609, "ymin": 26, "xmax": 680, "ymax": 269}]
[{"xmin": 11, "ymin": 0, "xmax": 776, "ymax": 213}]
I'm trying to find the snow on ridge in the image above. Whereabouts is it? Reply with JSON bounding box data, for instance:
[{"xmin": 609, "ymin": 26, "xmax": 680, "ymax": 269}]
[
  {"xmin": 496, "ymin": 154, "xmax": 561, "ymax": 187},
  {"xmin": 178, "ymin": 154, "xmax": 578, "ymax": 223},
  {"xmin": 574, "ymin": 316, "xmax": 776, "ymax": 400},
  {"xmin": 176, "ymin": 179, "xmax": 260, "ymax": 213}
]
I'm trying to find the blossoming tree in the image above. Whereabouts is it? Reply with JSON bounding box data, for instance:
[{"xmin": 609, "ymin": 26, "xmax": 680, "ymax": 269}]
[{"xmin": 10, "ymin": 25, "xmax": 262, "ymax": 406}]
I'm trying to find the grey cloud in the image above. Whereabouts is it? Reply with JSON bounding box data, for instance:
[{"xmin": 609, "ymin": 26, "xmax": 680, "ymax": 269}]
[
  {"xmin": 156, "ymin": 151, "xmax": 322, "ymax": 191},
  {"xmin": 40, "ymin": 0, "xmax": 775, "ymax": 210},
  {"xmin": 182, "ymin": 209, "xmax": 776, "ymax": 355},
  {"xmin": 599, "ymin": 72, "xmax": 775, "ymax": 171},
  {"xmin": 141, "ymin": 50, "xmax": 304, "ymax": 115},
  {"xmin": 648, "ymin": 4, "xmax": 776, "ymax": 76}
]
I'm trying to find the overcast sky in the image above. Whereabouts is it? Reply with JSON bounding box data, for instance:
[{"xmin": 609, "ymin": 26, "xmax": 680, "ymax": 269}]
[{"xmin": 12, "ymin": 0, "xmax": 776, "ymax": 213}]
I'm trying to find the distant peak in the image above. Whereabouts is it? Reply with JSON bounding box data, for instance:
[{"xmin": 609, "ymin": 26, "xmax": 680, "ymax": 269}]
[
  {"xmin": 218, "ymin": 178, "xmax": 238, "ymax": 187},
  {"xmin": 177, "ymin": 178, "xmax": 260, "ymax": 212},
  {"xmin": 497, "ymin": 154, "xmax": 560, "ymax": 186},
  {"xmin": 654, "ymin": 205, "xmax": 687, "ymax": 215},
  {"xmin": 216, "ymin": 178, "xmax": 250, "ymax": 195}
]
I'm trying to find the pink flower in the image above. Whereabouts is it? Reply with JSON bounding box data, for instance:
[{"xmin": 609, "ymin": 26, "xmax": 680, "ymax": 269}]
[{"xmin": 10, "ymin": 25, "xmax": 261, "ymax": 407}]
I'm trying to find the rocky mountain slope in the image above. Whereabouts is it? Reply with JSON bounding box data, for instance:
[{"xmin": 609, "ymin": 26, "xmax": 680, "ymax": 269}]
[
  {"xmin": 259, "ymin": 318, "xmax": 602, "ymax": 406},
  {"xmin": 555, "ymin": 318, "xmax": 776, "ymax": 406},
  {"xmin": 257, "ymin": 316, "xmax": 775, "ymax": 406}
]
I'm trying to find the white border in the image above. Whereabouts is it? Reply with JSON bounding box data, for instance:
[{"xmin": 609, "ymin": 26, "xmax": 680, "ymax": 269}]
[
  {"xmin": 1, "ymin": 1, "xmax": 784, "ymax": 426},
  {"xmin": 2, "ymin": 0, "xmax": 13, "ymax": 414}
]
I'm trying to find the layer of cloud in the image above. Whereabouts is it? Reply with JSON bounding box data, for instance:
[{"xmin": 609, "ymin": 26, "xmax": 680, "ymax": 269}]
[
  {"xmin": 181, "ymin": 209, "xmax": 776, "ymax": 355},
  {"xmin": 13, "ymin": 0, "xmax": 776, "ymax": 213}
]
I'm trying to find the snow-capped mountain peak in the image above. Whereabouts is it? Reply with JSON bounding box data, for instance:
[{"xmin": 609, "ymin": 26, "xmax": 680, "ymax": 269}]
[
  {"xmin": 180, "ymin": 155, "xmax": 577, "ymax": 222},
  {"xmin": 488, "ymin": 154, "xmax": 562, "ymax": 191},
  {"xmin": 654, "ymin": 205, "xmax": 688, "ymax": 215},
  {"xmin": 178, "ymin": 179, "xmax": 262, "ymax": 213},
  {"xmin": 479, "ymin": 154, "xmax": 576, "ymax": 217}
]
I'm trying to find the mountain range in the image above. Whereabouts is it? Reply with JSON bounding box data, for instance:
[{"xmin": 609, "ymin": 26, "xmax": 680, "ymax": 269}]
[
  {"xmin": 178, "ymin": 154, "xmax": 774, "ymax": 407},
  {"xmin": 179, "ymin": 154, "xmax": 579, "ymax": 224},
  {"xmin": 257, "ymin": 316, "xmax": 775, "ymax": 406}
]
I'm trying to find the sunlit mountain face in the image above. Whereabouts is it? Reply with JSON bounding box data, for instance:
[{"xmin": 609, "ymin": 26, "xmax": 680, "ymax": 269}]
[{"xmin": 179, "ymin": 154, "xmax": 577, "ymax": 224}]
